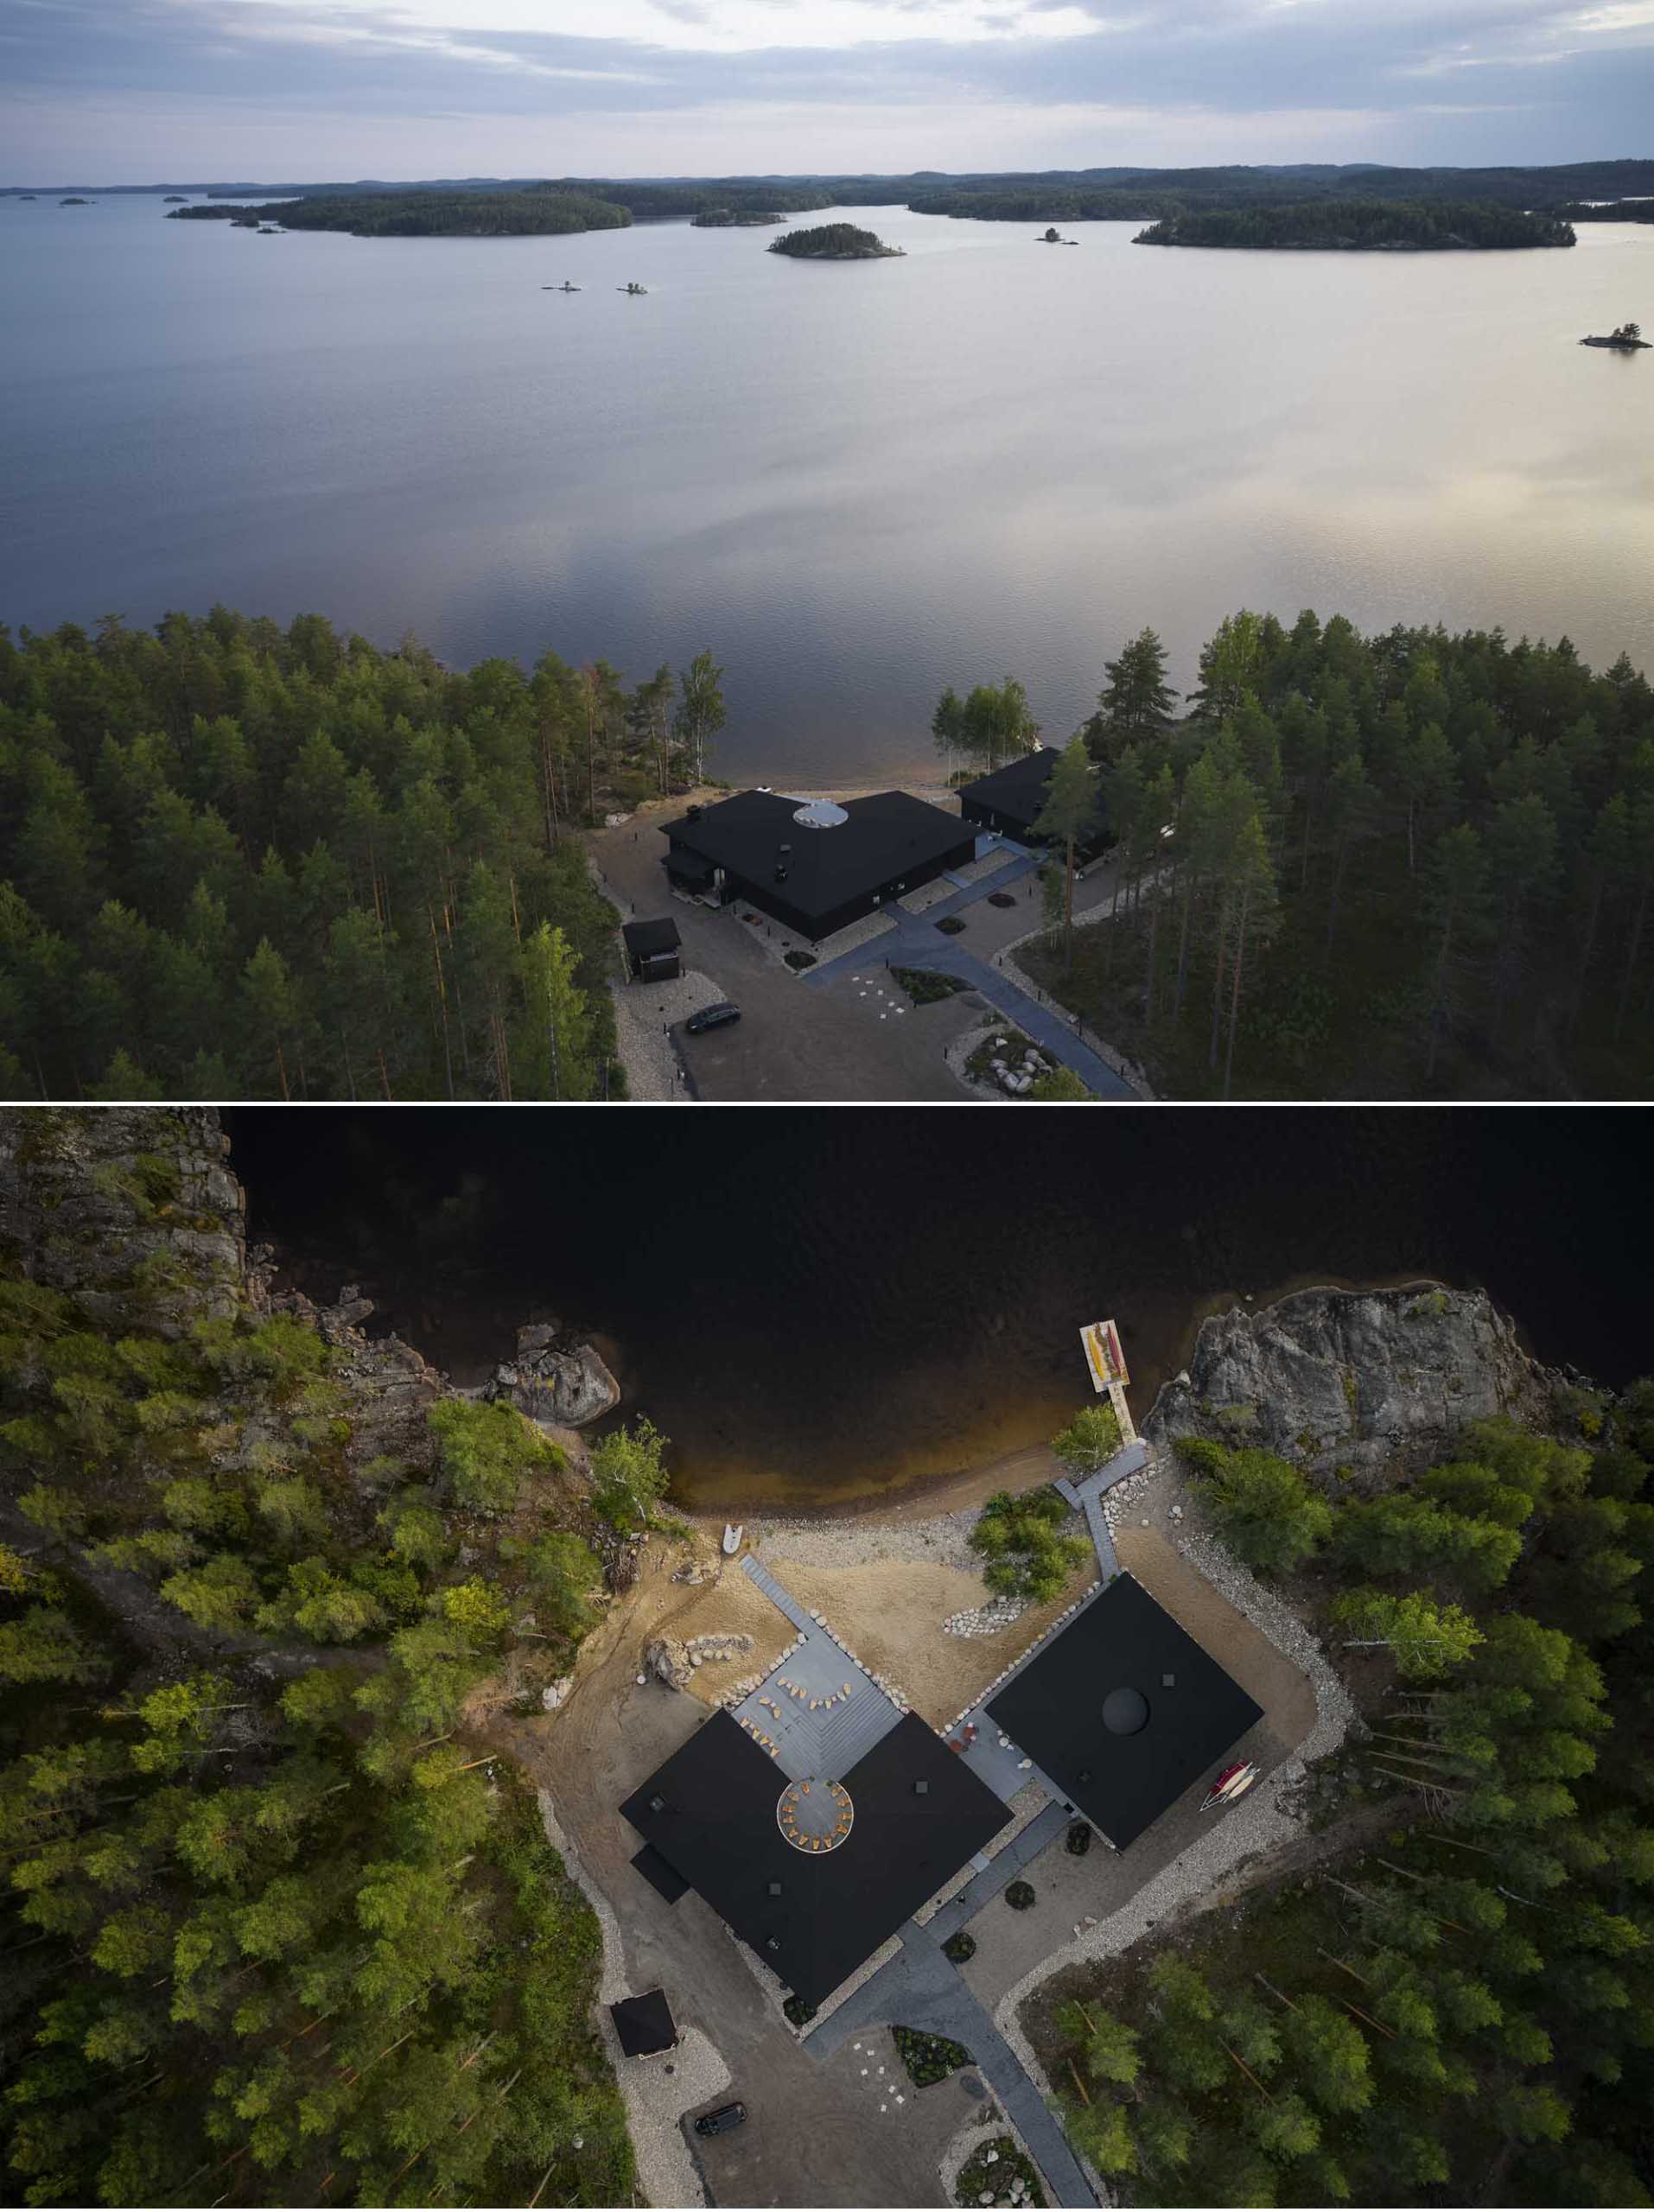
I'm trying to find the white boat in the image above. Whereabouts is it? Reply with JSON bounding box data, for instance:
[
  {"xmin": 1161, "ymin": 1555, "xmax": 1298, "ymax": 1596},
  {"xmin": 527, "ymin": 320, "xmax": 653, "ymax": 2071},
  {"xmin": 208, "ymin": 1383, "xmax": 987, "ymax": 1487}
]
[{"xmin": 722, "ymin": 1523, "xmax": 744, "ymax": 1555}]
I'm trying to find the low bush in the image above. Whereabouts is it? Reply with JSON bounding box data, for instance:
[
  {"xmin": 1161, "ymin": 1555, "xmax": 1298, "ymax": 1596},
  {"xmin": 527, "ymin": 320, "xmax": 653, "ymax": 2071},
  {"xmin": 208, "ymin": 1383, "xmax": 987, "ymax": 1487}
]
[
  {"xmin": 970, "ymin": 1487, "xmax": 1088, "ymax": 1604},
  {"xmin": 943, "ymin": 1930, "xmax": 976, "ymax": 1964},
  {"xmin": 1006, "ymin": 1879, "xmax": 1036, "ymax": 1911},
  {"xmin": 894, "ymin": 2024, "xmax": 973, "ymax": 2086},
  {"xmin": 1066, "ymin": 1821, "xmax": 1091, "ymax": 1857},
  {"xmin": 428, "ymin": 1398, "xmax": 564, "ymax": 1516},
  {"xmin": 891, "ymin": 965, "xmax": 968, "ymax": 1005}
]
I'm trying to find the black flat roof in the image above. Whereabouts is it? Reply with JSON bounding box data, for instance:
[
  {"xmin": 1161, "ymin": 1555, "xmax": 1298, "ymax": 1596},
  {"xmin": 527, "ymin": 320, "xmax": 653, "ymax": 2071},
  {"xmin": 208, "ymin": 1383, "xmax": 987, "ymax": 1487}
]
[
  {"xmin": 659, "ymin": 790, "xmax": 970, "ymax": 923},
  {"xmin": 610, "ymin": 1988, "xmax": 677, "ymax": 2056},
  {"xmin": 620, "ymin": 1709, "xmax": 1006, "ymax": 2007},
  {"xmin": 621, "ymin": 917, "xmax": 682, "ymax": 958},
  {"xmin": 959, "ymin": 747, "xmax": 1060, "ymax": 823},
  {"xmin": 986, "ymin": 1574, "xmax": 1263, "ymax": 1849}
]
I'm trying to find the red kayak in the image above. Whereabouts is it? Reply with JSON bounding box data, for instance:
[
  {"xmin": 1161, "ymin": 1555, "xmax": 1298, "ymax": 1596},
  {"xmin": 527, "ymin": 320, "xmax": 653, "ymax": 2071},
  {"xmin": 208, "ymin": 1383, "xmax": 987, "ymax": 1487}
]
[{"xmin": 1199, "ymin": 1760, "xmax": 1258, "ymax": 1811}]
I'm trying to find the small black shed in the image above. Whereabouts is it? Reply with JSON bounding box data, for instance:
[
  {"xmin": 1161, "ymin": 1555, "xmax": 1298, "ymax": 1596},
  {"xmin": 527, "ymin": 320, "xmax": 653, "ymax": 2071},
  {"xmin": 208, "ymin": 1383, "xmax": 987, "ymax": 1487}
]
[
  {"xmin": 609, "ymin": 1988, "xmax": 678, "ymax": 2057},
  {"xmin": 621, "ymin": 917, "xmax": 683, "ymax": 982}
]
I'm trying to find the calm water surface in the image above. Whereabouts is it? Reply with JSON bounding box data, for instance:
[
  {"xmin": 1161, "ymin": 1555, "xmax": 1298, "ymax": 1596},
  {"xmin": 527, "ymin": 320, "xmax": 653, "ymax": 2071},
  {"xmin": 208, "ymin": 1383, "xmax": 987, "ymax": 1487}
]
[
  {"xmin": 4, "ymin": 196, "xmax": 1653, "ymax": 782},
  {"xmin": 226, "ymin": 1109, "xmax": 1650, "ymax": 1511}
]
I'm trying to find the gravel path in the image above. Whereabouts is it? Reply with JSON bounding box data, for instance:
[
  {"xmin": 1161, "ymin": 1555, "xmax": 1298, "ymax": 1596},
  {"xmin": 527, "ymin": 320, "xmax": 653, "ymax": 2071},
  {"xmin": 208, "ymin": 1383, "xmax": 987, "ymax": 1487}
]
[{"xmin": 535, "ymin": 1789, "xmax": 728, "ymax": 2208}]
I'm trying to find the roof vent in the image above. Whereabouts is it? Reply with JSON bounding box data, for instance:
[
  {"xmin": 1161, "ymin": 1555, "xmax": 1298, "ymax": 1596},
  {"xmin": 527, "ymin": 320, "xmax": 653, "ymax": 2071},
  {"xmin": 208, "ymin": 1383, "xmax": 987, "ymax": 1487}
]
[
  {"xmin": 792, "ymin": 799, "xmax": 849, "ymax": 830},
  {"xmin": 768, "ymin": 1881, "xmax": 783, "ymax": 1896},
  {"xmin": 1103, "ymin": 1688, "xmax": 1150, "ymax": 1738},
  {"xmin": 913, "ymin": 1779, "xmax": 930, "ymax": 1796},
  {"xmin": 649, "ymin": 1796, "xmax": 666, "ymax": 1814}
]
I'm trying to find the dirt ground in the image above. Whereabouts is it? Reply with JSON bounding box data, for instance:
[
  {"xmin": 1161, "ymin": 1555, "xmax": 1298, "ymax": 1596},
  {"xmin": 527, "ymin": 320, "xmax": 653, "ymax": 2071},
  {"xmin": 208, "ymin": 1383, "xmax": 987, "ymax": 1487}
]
[{"xmin": 647, "ymin": 1543, "xmax": 1097, "ymax": 1732}]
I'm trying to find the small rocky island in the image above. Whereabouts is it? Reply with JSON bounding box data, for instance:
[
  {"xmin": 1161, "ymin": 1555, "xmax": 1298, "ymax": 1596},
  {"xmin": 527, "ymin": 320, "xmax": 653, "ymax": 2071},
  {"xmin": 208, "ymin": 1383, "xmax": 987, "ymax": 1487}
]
[
  {"xmin": 162, "ymin": 194, "xmax": 188, "ymax": 204},
  {"xmin": 769, "ymin": 221, "xmax": 904, "ymax": 260},
  {"xmin": 1039, "ymin": 226, "xmax": 1078, "ymax": 245},
  {"xmin": 1581, "ymin": 321, "xmax": 1649, "ymax": 350},
  {"xmin": 59, "ymin": 197, "xmax": 91, "ymax": 207}
]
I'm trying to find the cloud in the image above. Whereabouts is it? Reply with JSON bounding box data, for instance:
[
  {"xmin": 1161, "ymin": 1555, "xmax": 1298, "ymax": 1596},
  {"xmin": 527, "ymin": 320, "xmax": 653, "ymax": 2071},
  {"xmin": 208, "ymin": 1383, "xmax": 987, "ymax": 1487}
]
[{"xmin": 4, "ymin": 0, "xmax": 1651, "ymax": 179}]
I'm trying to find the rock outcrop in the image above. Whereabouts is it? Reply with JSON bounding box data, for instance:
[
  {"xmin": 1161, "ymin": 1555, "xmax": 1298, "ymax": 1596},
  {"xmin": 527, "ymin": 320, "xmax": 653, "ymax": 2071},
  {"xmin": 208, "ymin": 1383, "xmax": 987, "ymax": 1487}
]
[
  {"xmin": 254, "ymin": 1262, "xmax": 447, "ymax": 1484},
  {"xmin": 1145, "ymin": 1285, "xmax": 1563, "ymax": 1484},
  {"xmin": 0, "ymin": 1106, "xmax": 245, "ymax": 1333},
  {"xmin": 484, "ymin": 1321, "xmax": 620, "ymax": 1429}
]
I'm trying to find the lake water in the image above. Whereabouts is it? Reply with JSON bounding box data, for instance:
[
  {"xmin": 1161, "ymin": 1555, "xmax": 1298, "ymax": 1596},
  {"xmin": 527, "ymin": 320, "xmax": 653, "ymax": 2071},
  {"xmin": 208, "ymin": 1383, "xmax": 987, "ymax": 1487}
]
[
  {"xmin": 3, "ymin": 194, "xmax": 1652, "ymax": 784},
  {"xmin": 225, "ymin": 1107, "xmax": 1649, "ymax": 1511}
]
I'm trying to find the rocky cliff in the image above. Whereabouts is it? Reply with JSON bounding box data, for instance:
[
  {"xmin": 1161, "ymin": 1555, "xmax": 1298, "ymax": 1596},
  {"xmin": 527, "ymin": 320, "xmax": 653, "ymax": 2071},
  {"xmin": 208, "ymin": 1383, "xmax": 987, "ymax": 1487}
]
[
  {"xmin": 1, "ymin": 1107, "xmax": 617, "ymax": 1485},
  {"xmin": 1144, "ymin": 1285, "xmax": 1564, "ymax": 1484},
  {"xmin": 0, "ymin": 1106, "xmax": 245, "ymax": 1332}
]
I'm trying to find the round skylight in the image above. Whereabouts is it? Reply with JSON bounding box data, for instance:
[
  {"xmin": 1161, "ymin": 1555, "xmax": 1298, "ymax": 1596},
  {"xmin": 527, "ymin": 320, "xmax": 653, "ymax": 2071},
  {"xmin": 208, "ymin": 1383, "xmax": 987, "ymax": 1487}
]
[
  {"xmin": 792, "ymin": 799, "xmax": 849, "ymax": 829},
  {"xmin": 1102, "ymin": 1687, "xmax": 1150, "ymax": 1737},
  {"xmin": 777, "ymin": 1777, "xmax": 853, "ymax": 1853}
]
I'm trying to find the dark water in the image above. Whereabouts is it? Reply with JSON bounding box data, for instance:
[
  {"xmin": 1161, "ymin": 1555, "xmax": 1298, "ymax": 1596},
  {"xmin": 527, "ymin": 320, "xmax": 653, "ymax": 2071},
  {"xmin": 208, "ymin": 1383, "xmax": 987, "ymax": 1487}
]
[
  {"xmin": 3, "ymin": 194, "xmax": 1653, "ymax": 784},
  {"xmin": 225, "ymin": 1108, "xmax": 1651, "ymax": 1510}
]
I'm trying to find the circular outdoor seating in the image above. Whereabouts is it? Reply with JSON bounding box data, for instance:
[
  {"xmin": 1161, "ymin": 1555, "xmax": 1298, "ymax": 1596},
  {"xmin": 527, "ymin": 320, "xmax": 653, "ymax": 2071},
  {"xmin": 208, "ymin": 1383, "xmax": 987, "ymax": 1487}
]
[{"xmin": 777, "ymin": 1777, "xmax": 853, "ymax": 1852}]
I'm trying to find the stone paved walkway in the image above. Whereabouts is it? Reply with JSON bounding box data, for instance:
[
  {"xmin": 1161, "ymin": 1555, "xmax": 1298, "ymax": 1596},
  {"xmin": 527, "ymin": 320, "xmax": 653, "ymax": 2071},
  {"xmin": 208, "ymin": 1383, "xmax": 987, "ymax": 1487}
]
[
  {"xmin": 802, "ymin": 862, "xmax": 1137, "ymax": 1101},
  {"xmin": 929, "ymin": 1802, "xmax": 1072, "ymax": 1943},
  {"xmin": 1053, "ymin": 1440, "xmax": 1149, "ymax": 1584}
]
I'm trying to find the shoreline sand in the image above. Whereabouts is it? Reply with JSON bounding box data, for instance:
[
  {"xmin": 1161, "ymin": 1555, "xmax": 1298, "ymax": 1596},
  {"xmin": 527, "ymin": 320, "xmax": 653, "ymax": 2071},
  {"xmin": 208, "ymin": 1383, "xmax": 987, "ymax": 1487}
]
[{"xmin": 674, "ymin": 1269, "xmax": 1457, "ymax": 1527}]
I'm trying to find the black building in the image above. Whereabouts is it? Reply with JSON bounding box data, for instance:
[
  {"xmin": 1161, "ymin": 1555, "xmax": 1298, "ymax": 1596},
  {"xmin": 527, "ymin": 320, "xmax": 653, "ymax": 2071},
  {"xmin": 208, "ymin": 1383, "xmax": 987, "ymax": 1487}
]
[
  {"xmin": 987, "ymin": 1574, "xmax": 1263, "ymax": 1850},
  {"xmin": 609, "ymin": 1989, "xmax": 678, "ymax": 2057},
  {"xmin": 659, "ymin": 790, "xmax": 975, "ymax": 942},
  {"xmin": 620, "ymin": 1710, "xmax": 1007, "ymax": 2008},
  {"xmin": 958, "ymin": 747, "xmax": 1059, "ymax": 839},
  {"xmin": 620, "ymin": 916, "xmax": 682, "ymax": 982},
  {"xmin": 959, "ymin": 748, "xmax": 1110, "ymax": 857}
]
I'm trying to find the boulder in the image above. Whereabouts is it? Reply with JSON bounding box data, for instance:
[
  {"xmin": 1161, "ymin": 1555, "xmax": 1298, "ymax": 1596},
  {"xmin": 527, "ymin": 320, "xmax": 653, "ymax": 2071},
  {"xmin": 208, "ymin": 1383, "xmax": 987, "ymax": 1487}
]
[
  {"xmin": 485, "ymin": 1321, "xmax": 620, "ymax": 1427},
  {"xmin": 645, "ymin": 1637, "xmax": 694, "ymax": 1691}
]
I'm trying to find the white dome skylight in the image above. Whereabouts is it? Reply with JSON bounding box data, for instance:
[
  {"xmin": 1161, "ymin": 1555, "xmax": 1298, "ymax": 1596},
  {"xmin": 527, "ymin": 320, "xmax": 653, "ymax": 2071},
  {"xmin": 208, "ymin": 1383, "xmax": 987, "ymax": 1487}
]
[{"xmin": 791, "ymin": 799, "xmax": 849, "ymax": 829}]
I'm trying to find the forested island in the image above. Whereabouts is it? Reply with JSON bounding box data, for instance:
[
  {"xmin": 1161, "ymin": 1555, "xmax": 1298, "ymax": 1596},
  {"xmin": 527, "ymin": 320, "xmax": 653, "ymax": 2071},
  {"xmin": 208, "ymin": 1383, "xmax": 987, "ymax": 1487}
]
[
  {"xmin": 960, "ymin": 613, "xmax": 1654, "ymax": 1100},
  {"xmin": 768, "ymin": 222, "xmax": 903, "ymax": 259},
  {"xmin": 690, "ymin": 207, "xmax": 784, "ymax": 227},
  {"xmin": 1133, "ymin": 200, "xmax": 1576, "ymax": 251},
  {"xmin": 147, "ymin": 162, "xmax": 1654, "ymax": 245},
  {"xmin": 170, "ymin": 177, "xmax": 831, "ymax": 239},
  {"xmin": 169, "ymin": 189, "xmax": 632, "ymax": 238},
  {"xmin": 0, "ymin": 612, "xmax": 728, "ymax": 1103}
]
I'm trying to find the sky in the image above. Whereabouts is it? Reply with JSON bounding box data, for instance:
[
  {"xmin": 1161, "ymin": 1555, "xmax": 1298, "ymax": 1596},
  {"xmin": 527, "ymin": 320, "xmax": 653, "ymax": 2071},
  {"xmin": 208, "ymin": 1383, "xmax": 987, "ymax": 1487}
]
[{"xmin": 4, "ymin": 0, "xmax": 1653, "ymax": 185}]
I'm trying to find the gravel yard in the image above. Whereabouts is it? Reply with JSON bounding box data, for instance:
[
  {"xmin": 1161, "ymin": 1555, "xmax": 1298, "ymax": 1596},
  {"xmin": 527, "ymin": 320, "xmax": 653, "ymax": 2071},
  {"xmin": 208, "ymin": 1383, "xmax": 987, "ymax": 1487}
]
[
  {"xmin": 610, "ymin": 967, "xmax": 729, "ymax": 1101},
  {"xmin": 534, "ymin": 1789, "xmax": 728, "ymax": 2209}
]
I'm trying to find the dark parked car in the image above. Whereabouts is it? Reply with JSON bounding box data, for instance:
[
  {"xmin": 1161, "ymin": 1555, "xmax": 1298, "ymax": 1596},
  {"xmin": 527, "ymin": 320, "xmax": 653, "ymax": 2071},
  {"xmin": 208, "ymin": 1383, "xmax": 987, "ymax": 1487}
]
[
  {"xmin": 686, "ymin": 1001, "xmax": 741, "ymax": 1034},
  {"xmin": 693, "ymin": 2101, "xmax": 747, "ymax": 2137}
]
